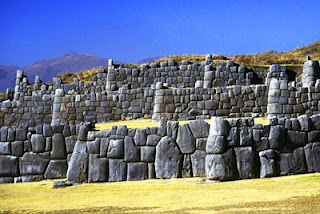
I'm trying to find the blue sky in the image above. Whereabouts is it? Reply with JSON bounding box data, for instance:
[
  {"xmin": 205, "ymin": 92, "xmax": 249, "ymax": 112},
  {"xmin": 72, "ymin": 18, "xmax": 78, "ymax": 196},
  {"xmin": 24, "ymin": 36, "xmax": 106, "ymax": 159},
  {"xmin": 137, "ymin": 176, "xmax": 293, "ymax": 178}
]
[{"xmin": 0, "ymin": 0, "xmax": 319, "ymax": 67}]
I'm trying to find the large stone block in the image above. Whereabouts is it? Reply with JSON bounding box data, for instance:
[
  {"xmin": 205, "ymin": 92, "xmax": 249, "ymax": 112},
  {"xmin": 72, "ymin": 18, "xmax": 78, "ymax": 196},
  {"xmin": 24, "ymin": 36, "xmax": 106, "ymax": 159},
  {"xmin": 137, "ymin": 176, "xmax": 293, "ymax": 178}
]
[
  {"xmin": 206, "ymin": 135, "xmax": 225, "ymax": 154},
  {"xmin": 108, "ymin": 159, "xmax": 127, "ymax": 182},
  {"xmin": 141, "ymin": 146, "xmax": 156, "ymax": 162},
  {"xmin": 304, "ymin": 142, "xmax": 320, "ymax": 172},
  {"xmin": 298, "ymin": 115, "xmax": 311, "ymax": 131},
  {"xmin": 259, "ymin": 149, "xmax": 277, "ymax": 178},
  {"xmin": 167, "ymin": 121, "xmax": 179, "ymax": 140},
  {"xmin": 227, "ymin": 127, "xmax": 240, "ymax": 147},
  {"xmin": 15, "ymin": 126, "xmax": 27, "ymax": 141},
  {"xmin": 234, "ymin": 147, "xmax": 257, "ymax": 179},
  {"xmin": 187, "ymin": 120, "xmax": 209, "ymax": 139},
  {"xmin": 0, "ymin": 142, "xmax": 11, "ymax": 155},
  {"xmin": 176, "ymin": 124, "xmax": 196, "ymax": 154},
  {"xmin": 287, "ymin": 131, "xmax": 308, "ymax": 147},
  {"xmin": 67, "ymin": 141, "xmax": 88, "ymax": 183},
  {"xmin": 124, "ymin": 136, "xmax": 140, "ymax": 162},
  {"xmin": 182, "ymin": 154, "xmax": 192, "ymax": 178},
  {"xmin": 134, "ymin": 129, "xmax": 147, "ymax": 146},
  {"xmin": 44, "ymin": 160, "xmax": 68, "ymax": 179},
  {"xmin": 0, "ymin": 155, "xmax": 19, "ymax": 177},
  {"xmin": 107, "ymin": 139, "xmax": 124, "ymax": 158},
  {"xmin": 146, "ymin": 134, "xmax": 161, "ymax": 146},
  {"xmin": 88, "ymin": 154, "xmax": 108, "ymax": 182},
  {"xmin": 11, "ymin": 141, "xmax": 24, "ymax": 157},
  {"xmin": 209, "ymin": 117, "xmax": 229, "ymax": 136},
  {"xmin": 127, "ymin": 162, "xmax": 148, "ymax": 181},
  {"xmin": 51, "ymin": 133, "xmax": 67, "ymax": 159},
  {"xmin": 205, "ymin": 149, "xmax": 237, "ymax": 181},
  {"xmin": 240, "ymin": 126, "xmax": 252, "ymax": 146},
  {"xmin": 292, "ymin": 147, "xmax": 307, "ymax": 174},
  {"xmin": 31, "ymin": 134, "xmax": 45, "ymax": 153},
  {"xmin": 20, "ymin": 152, "xmax": 50, "ymax": 175},
  {"xmin": 268, "ymin": 125, "xmax": 285, "ymax": 149},
  {"xmin": 155, "ymin": 136, "xmax": 182, "ymax": 178},
  {"xmin": 191, "ymin": 150, "xmax": 206, "ymax": 177}
]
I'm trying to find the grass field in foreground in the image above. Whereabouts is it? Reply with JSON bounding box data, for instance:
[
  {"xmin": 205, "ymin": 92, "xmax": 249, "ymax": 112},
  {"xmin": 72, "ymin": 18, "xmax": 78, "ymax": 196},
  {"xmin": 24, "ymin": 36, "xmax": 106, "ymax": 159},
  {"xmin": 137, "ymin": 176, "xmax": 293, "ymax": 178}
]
[
  {"xmin": 0, "ymin": 173, "xmax": 319, "ymax": 213},
  {"xmin": 95, "ymin": 117, "xmax": 268, "ymax": 131}
]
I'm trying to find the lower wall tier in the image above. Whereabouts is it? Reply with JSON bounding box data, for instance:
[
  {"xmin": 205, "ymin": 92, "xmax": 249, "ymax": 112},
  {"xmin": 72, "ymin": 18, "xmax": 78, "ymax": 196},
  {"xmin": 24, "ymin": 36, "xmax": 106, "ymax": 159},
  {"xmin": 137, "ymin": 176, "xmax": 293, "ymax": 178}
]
[{"xmin": 1, "ymin": 115, "xmax": 320, "ymax": 183}]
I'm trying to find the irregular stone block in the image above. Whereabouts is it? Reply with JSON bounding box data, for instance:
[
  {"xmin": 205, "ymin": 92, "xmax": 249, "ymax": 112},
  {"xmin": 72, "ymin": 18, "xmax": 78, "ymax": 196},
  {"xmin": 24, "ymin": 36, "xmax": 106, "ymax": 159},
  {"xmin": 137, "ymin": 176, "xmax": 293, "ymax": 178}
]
[
  {"xmin": 44, "ymin": 160, "xmax": 68, "ymax": 179},
  {"xmin": 148, "ymin": 163, "xmax": 155, "ymax": 179},
  {"xmin": 100, "ymin": 137, "xmax": 109, "ymax": 157},
  {"xmin": 77, "ymin": 124, "xmax": 89, "ymax": 141},
  {"xmin": 0, "ymin": 155, "xmax": 19, "ymax": 177},
  {"xmin": 146, "ymin": 134, "xmax": 161, "ymax": 146},
  {"xmin": 0, "ymin": 142, "xmax": 11, "ymax": 155},
  {"xmin": 176, "ymin": 124, "xmax": 196, "ymax": 154},
  {"xmin": 205, "ymin": 149, "xmax": 237, "ymax": 181},
  {"xmin": 167, "ymin": 121, "xmax": 179, "ymax": 140},
  {"xmin": 227, "ymin": 127, "xmax": 240, "ymax": 147},
  {"xmin": 279, "ymin": 153, "xmax": 294, "ymax": 176},
  {"xmin": 124, "ymin": 136, "xmax": 140, "ymax": 162},
  {"xmin": 259, "ymin": 149, "xmax": 277, "ymax": 178},
  {"xmin": 67, "ymin": 141, "xmax": 88, "ymax": 183},
  {"xmin": 134, "ymin": 129, "xmax": 147, "ymax": 146},
  {"xmin": 11, "ymin": 141, "xmax": 24, "ymax": 157},
  {"xmin": 308, "ymin": 130, "xmax": 320, "ymax": 142},
  {"xmin": 88, "ymin": 154, "xmax": 108, "ymax": 182},
  {"xmin": 268, "ymin": 125, "xmax": 285, "ymax": 149},
  {"xmin": 191, "ymin": 150, "xmax": 206, "ymax": 177},
  {"xmin": 20, "ymin": 152, "xmax": 50, "ymax": 175},
  {"xmin": 65, "ymin": 136, "xmax": 77, "ymax": 154},
  {"xmin": 287, "ymin": 131, "xmax": 308, "ymax": 147},
  {"xmin": 187, "ymin": 120, "xmax": 209, "ymax": 139},
  {"xmin": 304, "ymin": 142, "xmax": 320, "ymax": 172},
  {"xmin": 86, "ymin": 138, "xmax": 100, "ymax": 154},
  {"xmin": 127, "ymin": 162, "xmax": 148, "ymax": 181},
  {"xmin": 292, "ymin": 147, "xmax": 307, "ymax": 174},
  {"xmin": 43, "ymin": 125, "xmax": 53, "ymax": 137},
  {"xmin": 109, "ymin": 159, "xmax": 127, "ymax": 182},
  {"xmin": 141, "ymin": 146, "xmax": 156, "ymax": 162},
  {"xmin": 107, "ymin": 139, "xmax": 124, "ymax": 159},
  {"xmin": 234, "ymin": 147, "xmax": 257, "ymax": 179},
  {"xmin": 15, "ymin": 126, "xmax": 27, "ymax": 141},
  {"xmin": 206, "ymin": 135, "xmax": 225, "ymax": 154},
  {"xmin": 298, "ymin": 115, "xmax": 311, "ymax": 131},
  {"xmin": 209, "ymin": 117, "xmax": 229, "ymax": 136},
  {"xmin": 31, "ymin": 134, "xmax": 45, "ymax": 153},
  {"xmin": 240, "ymin": 126, "xmax": 252, "ymax": 146},
  {"xmin": 51, "ymin": 133, "xmax": 67, "ymax": 159},
  {"xmin": 0, "ymin": 127, "xmax": 8, "ymax": 142},
  {"xmin": 155, "ymin": 136, "xmax": 182, "ymax": 178},
  {"xmin": 196, "ymin": 138, "xmax": 207, "ymax": 151},
  {"xmin": 182, "ymin": 154, "xmax": 192, "ymax": 178}
]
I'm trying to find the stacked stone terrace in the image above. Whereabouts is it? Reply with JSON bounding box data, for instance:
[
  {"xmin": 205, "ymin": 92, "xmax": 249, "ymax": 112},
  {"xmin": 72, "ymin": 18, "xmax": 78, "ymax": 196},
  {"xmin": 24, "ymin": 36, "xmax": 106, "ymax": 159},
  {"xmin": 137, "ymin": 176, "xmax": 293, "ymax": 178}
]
[{"xmin": 0, "ymin": 55, "xmax": 320, "ymax": 184}]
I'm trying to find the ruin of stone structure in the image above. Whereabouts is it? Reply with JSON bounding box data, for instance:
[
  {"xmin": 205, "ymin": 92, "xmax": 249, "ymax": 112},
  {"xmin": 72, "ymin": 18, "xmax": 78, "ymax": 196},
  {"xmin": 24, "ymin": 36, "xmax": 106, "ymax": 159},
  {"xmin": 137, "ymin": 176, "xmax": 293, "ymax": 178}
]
[{"xmin": 0, "ymin": 55, "xmax": 320, "ymax": 183}]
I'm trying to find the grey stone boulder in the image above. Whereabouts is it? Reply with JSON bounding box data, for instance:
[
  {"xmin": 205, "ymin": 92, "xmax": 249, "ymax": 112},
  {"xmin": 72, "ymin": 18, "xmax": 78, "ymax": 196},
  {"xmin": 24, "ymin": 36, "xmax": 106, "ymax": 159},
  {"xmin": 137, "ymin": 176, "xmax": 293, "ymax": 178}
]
[
  {"xmin": 268, "ymin": 125, "xmax": 285, "ymax": 149},
  {"xmin": 259, "ymin": 149, "xmax": 277, "ymax": 178},
  {"xmin": 127, "ymin": 162, "xmax": 148, "ymax": 181},
  {"xmin": 298, "ymin": 115, "xmax": 311, "ymax": 131},
  {"xmin": 304, "ymin": 142, "xmax": 320, "ymax": 172},
  {"xmin": 167, "ymin": 121, "xmax": 179, "ymax": 140},
  {"xmin": 0, "ymin": 127, "xmax": 8, "ymax": 141},
  {"xmin": 31, "ymin": 134, "xmax": 45, "ymax": 153},
  {"xmin": 187, "ymin": 120, "xmax": 209, "ymax": 139},
  {"xmin": 176, "ymin": 124, "xmax": 196, "ymax": 154},
  {"xmin": 134, "ymin": 129, "xmax": 147, "ymax": 146},
  {"xmin": 43, "ymin": 125, "xmax": 53, "ymax": 137},
  {"xmin": 240, "ymin": 127, "xmax": 252, "ymax": 146},
  {"xmin": 0, "ymin": 142, "xmax": 11, "ymax": 155},
  {"xmin": 292, "ymin": 147, "xmax": 307, "ymax": 174},
  {"xmin": 100, "ymin": 137, "xmax": 109, "ymax": 157},
  {"xmin": 109, "ymin": 159, "xmax": 127, "ymax": 182},
  {"xmin": 206, "ymin": 135, "xmax": 225, "ymax": 154},
  {"xmin": 146, "ymin": 134, "xmax": 161, "ymax": 146},
  {"xmin": 234, "ymin": 147, "xmax": 257, "ymax": 179},
  {"xmin": 65, "ymin": 136, "xmax": 77, "ymax": 154},
  {"xmin": 77, "ymin": 123, "xmax": 89, "ymax": 141},
  {"xmin": 205, "ymin": 149, "xmax": 237, "ymax": 181},
  {"xmin": 15, "ymin": 126, "xmax": 27, "ymax": 141},
  {"xmin": 209, "ymin": 117, "xmax": 230, "ymax": 136},
  {"xmin": 107, "ymin": 139, "xmax": 124, "ymax": 159},
  {"xmin": 191, "ymin": 150, "xmax": 206, "ymax": 177},
  {"xmin": 88, "ymin": 154, "xmax": 108, "ymax": 182},
  {"xmin": 67, "ymin": 141, "xmax": 88, "ymax": 183},
  {"xmin": 124, "ymin": 136, "xmax": 140, "ymax": 162},
  {"xmin": 0, "ymin": 155, "xmax": 19, "ymax": 177},
  {"xmin": 148, "ymin": 163, "xmax": 155, "ymax": 179},
  {"xmin": 155, "ymin": 136, "xmax": 182, "ymax": 178},
  {"xmin": 51, "ymin": 133, "xmax": 67, "ymax": 159},
  {"xmin": 308, "ymin": 130, "xmax": 320, "ymax": 142},
  {"xmin": 86, "ymin": 138, "xmax": 100, "ymax": 154},
  {"xmin": 44, "ymin": 160, "xmax": 68, "ymax": 179},
  {"xmin": 227, "ymin": 127, "xmax": 240, "ymax": 147},
  {"xmin": 279, "ymin": 153, "xmax": 294, "ymax": 175},
  {"xmin": 7, "ymin": 127, "xmax": 15, "ymax": 141},
  {"xmin": 20, "ymin": 152, "xmax": 50, "ymax": 175},
  {"xmin": 141, "ymin": 146, "xmax": 156, "ymax": 162},
  {"xmin": 287, "ymin": 131, "xmax": 308, "ymax": 147},
  {"xmin": 11, "ymin": 141, "xmax": 24, "ymax": 157},
  {"xmin": 116, "ymin": 125, "xmax": 128, "ymax": 137}
]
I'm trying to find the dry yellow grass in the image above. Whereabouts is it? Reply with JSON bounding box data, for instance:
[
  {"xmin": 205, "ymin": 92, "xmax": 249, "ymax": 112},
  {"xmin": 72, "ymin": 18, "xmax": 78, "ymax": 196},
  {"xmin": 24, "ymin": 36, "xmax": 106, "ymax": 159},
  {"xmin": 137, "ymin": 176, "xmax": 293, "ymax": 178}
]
[
  {"xmin": 95, "ymin": 117, "xmax": 268, "ymax": 131},
  {"xmin": 0, "ymin": 173, "xmax": 319, "ymax": 213}
]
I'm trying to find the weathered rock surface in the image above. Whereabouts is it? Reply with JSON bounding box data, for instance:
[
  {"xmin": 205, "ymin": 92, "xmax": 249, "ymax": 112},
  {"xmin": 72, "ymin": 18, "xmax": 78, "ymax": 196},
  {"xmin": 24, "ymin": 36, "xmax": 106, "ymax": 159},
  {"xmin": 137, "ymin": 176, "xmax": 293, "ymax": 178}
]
[
  {"xmin": 67, "ymin": 141, "xmax": 88, "ymax": 183},
  {"xmin": 176, "ymin": 124, "xmax": 196, "ymax": 154},
  {"xmin": 44, "ymin": 160, "xmax": 68, "ymax": 179},
  {"xmin": 88, "ymin": 154, "xmax": 108, "ymax": 182},
  {"xmin": 127, "ymin": 162, "xmax": 148, "ymax": 181}
]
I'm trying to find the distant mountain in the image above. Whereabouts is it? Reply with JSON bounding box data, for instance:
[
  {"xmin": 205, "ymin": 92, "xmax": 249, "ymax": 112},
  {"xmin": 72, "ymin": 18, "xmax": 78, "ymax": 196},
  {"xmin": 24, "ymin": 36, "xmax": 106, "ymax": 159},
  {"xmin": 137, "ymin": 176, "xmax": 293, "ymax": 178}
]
[
  {"xmin": 136, "ymin": 56, "xmax": 163, "ymax": 64},
  {"xmin": 0, "ymin": 53, "xmax": 122, "ymax": 92}
]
